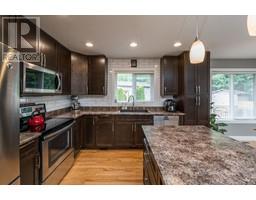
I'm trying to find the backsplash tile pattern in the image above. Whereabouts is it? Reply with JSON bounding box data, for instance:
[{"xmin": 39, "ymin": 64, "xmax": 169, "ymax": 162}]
[{"xmin": 20, "ymin": 95, "xmax": 71, "ymax": 112}]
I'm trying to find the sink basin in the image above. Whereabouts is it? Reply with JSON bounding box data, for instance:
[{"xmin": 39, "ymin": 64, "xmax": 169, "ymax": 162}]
[{"xmin": 119, "ymin": 109, "xmax": 149, "ymax": 113}]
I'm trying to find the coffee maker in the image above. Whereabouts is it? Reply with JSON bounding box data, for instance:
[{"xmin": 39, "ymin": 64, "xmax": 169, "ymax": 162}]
[
  {"xmin": 71, "ymin": 96, "xmax": 80, "ymax": 110},
  {"xmin": 163, "ymin": 99, "xmax": 177, "ymax": 112}
]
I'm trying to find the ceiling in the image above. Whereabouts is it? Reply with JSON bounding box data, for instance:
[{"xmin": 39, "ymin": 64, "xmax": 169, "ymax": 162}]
[{"xmin": 37, "ymin": 15, "xmax": 256, "ymax": 59}]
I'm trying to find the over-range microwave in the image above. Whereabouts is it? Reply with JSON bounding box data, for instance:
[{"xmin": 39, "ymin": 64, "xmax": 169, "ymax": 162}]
[{"xmin": 21, "ymin": 62, "xmax": 62, "ymax": 95}]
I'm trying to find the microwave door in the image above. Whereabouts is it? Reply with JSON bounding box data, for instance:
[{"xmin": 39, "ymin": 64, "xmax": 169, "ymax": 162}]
[{"xmin": 24, "ymin": 67, "xmax": 44, "ymax": 93}]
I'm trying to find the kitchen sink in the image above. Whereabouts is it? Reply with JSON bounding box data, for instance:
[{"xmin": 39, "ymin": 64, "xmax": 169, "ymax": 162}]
[{"xmin": 119, "ymin": 109, "xmax": 149, "ymax": 113}]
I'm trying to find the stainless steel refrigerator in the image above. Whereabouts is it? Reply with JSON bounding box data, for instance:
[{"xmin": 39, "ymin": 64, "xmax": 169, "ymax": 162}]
[{"xmin": 0, "ymin": 43, "xmax": 20, "ymax": 184}]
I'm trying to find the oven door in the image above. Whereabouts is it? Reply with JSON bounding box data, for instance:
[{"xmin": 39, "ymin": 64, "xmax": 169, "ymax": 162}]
[
  {"xmin": 41, "ymin": 122, "xmax": 74, "ymax": 182},
  {"xmin": 22, "ymin": 62, "xmax": 62, "ymax": 94}
]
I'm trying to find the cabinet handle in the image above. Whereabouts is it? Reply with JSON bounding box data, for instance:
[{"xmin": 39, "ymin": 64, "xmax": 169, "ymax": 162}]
[
  {"xmin": 164, "ymin": 87, "xmax": 167, "ymax": 93},
  {"xmin": 44, "ymin": 54, "xmax": 46, "ymax": 67},
  {"xmin": 36, "ymin": 153, "xmax": 40, "ymax": 169},
  {"xmin": 112, "ymin": 123, "xmax": 114, "ymax": 132},
  {"xmin": 195, "ymin": 86, "xmax": 198, "ymax": 95},
  {"xmin": 198, "ymin": 96, "xmax": 200, "ymax": 106},
  {"xmin": 198, "ymin": 86, "xmax": 200, "ymax": 95},
  {"xmin": 93, "ymin": 118, "xmax": 95, "ymax": 126}
]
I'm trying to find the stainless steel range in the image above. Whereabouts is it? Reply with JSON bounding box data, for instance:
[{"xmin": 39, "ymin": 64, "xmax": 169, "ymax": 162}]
[
  {"xmin": 20, "ymin": 103, "xmax": 75, "ymax": 185},
  {"xmin": 40, "ymin": 118, "xmax": 75, "ymax": 184}
]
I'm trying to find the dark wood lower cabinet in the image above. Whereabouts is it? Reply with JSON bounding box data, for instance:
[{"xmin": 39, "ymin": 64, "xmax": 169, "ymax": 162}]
[
  {"xmin": 134, "ymin": 118, "xmax": 153, "ymax": 148},
  {"xmin": 20, "ymin": 139, "xmax": 40, "ymax": 185},
  {"xmin": 143, "ymin": 138, "xmax": 164, "ymax": 185},
  {"xmin": 79, "ymin": 115, "xmax": 153, "ymax": 149},
  {"xmin": 83, "ymin": 116, "xmax": 95, "ymax": 148},
  {"xmin": 73, "ymin": 117, "xmax": 83, "ymax": 157},
  {"xmin": 114, "ymin": 119, "xmax": 134, "ymax": 147},
  {"xmin": 94, "ymin": 115, "xmax": 114, "ymax": 148}
]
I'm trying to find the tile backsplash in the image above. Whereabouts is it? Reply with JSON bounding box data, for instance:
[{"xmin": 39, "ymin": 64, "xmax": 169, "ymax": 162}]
[{"xmin": 20, "ymin": 95, "xmax": 71, "ymax": 112}]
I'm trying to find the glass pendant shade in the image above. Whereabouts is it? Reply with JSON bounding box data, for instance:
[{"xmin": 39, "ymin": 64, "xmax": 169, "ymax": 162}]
[
  {"xmin": 189, "ymin": 38, "xmax": 206, "ymax": 64},
  {"xmin": 247, "ymin": 15, "xmax": 256, "ymax": 36}
]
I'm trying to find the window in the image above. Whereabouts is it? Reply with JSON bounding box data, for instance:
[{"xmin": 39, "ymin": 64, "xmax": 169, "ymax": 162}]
[
  {"xmin": 115, "ymin": 72, "xmax": 153, "ymax": 103},
  {"xmin": 211, "ymin": 70, "xmax": 256, "ymax": 120}
]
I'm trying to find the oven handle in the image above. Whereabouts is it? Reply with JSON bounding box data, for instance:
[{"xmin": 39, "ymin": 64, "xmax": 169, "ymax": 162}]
[{"xmin": 43, "ymin": 121, "xmax": 75, "ymax": 141}]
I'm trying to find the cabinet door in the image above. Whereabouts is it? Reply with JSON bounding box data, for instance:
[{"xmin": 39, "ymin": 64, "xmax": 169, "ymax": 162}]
[
  {"xmin": 196, "ymin": 52, "xmax": 210, "ymax": 126},
  {"xmin": 40, "ymin": 30, "xmax": 57, "ymax": 71},
  {"xmin": 160, "ymin": 56, "xmax": 178, "ymax": 96},
  {"xmin": 20, "ymin": 139, "xmax": 40, "ymax": 185},
  {"xmin": 88, "ymin": 55, "xmax": 107, "ymax": 95},
  {"xmin": 57, "ymin": 44, "xmax": 71, "ymax": 94},
  {"xmin": 134, "ymin": 118, "xmax": 153, "ymax": 148},
  {"xmin": 83, "ymin": 116, "xmax": 95, "ymax": 148},
  {"xmin": 71, "ymin": 52, "xmax": 88, "ymax": 95},
  {"xmin": 95, "ymin": 115, "xmax": 114, "ymax": 148},
  {"xmin": 183, "ymin": 52, "xmax": 197, "ymax": 96},
  {"xmin": 73, "ymin": 117, "xmax": 83, "ymax": 157},
  {"xmin": 182, "ymin": 96, "xmax": 197, "ymax": 125},
  {"xmin": 114, "ymin": 119, "xmax": 134, "ymax": 148}
]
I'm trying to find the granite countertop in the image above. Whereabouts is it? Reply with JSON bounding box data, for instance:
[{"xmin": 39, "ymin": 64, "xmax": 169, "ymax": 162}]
[
  {"xmin": 142, "ymin": 125, "xmax": 256, "ymax": 185},
  {"xmin": 20, "ymin": 131, "xmax": 42, "ymax": 146},
  {"xmin": 54, "ymin": 110, "xmax": 185, "ymax": 119}
]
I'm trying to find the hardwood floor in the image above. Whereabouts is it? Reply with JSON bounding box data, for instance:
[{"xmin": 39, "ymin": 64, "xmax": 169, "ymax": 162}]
[{"xmin": 60, "ymin": 150, "xmax": 144, "ymax": 185}]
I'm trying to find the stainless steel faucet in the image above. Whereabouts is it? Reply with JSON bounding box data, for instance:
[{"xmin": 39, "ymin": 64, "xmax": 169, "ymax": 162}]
[{"xmin": 128, "ymin": 95, "xmax": 135, "ymax": 108}]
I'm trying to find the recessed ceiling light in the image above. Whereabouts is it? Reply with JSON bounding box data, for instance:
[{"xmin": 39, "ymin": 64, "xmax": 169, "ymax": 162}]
[
  {"xmin": 85, "ymin": 42, "xmax": 94, "ymax": 47},
  {"xmin": 130, "ymin": 42, "xmax": 138, "ymax": 47},
  {"xmin": 174, "ymin": 41, "xmax": 182, "ymax": 47}
]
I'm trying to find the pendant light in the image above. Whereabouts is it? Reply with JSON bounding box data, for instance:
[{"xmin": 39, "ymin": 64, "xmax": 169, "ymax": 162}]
[
  {"xmin": 247, "ymin": 15, "xmax": 256, "ymax": 36},
  {"xmin": 189, "ymin": 18, "xmax": 206, "ymax": 64}
]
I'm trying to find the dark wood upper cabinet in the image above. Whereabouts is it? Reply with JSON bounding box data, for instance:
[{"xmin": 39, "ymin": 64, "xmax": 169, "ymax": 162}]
[
  {"xmin": 177, "ymin": 51, "xmax": 210, "ymax": 126},
  {"xmin": 94, "ymin": 115, "xmax": 114, "ymax": 148},
  {"xmin": 71, "ymin": 52, "xmax": 88, "ymax": 95},
  {"xmin": 20, "ymin": 139, "xmax": 40, "ymax": 185},
  {"xmin": 160, "ymin": 56, "xmax": 179, "ymax": 96},
  {"xmin": 40, "ymin": 29, "xmax": 57, "ymax": 71},
  {"xmin": 88, "ymin": 55, "xmax": 108, "ymax": 95},
  {"xmin": 57, "ymin": 43, "xmax": 71, "ymax": 95}
]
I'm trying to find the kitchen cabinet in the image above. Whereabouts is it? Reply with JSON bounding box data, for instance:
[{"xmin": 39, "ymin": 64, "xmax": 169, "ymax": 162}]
[
  {"xmin": 39, "ymin": 29, "xmax": 57, "ymax": 71},
  {"xmin": 143, "ymin": 138, "xmax": 164, "ymax": 185},
  {"xmin": 73, "ymin": 117, "xmax": 84, "ymax": 157},
  {"xmin": 88, "ymin": 55, "xmax": 108, "ymax": 95},
  {"xmin": 94, "ymin": 115, "xmax": 114, "ymax": 148},
  {"xmin": 20, "ymin": 139, "xmax": 40, "ymax": 185},
  {"xmin": 177, "ymin": 51, "xmax": 210, "ymax": 126},
  {"xmin": 71, "ymin": 52, "xmax": 88, "ymax": 95},
  {"xmin": 57, "ymin": 43, "xmax": 71, "ymax": 95},
  {"xmin": 114, "ymin": 117, "xmax": 134, "ymax": 148},
  {"xmin": 160, "ymin": 56, "xmax": 179, "ymax": 96},
  {"xmin": 71, "ymin": 53, "xmax": 108, "ymax": 96},
  {"xmin": 134, "ymin": 119, "xmax": 153, "ymax": 148},
  {"xmin": 83, "ymin": 116, "xmax": 95, "ymax": 148}
]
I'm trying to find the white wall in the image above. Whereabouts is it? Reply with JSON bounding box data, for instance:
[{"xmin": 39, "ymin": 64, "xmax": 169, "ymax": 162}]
[{"xmin": 79, "ymin": 58, "xmax": 169, "ymax": 107}]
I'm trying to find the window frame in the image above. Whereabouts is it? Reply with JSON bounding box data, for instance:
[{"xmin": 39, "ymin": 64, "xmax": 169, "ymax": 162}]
[
  {"xmin": 114, "ymin": 70, "xmax": 155, "ymax": 103},
  {"xmin": 210, "ymin": 68, "xmax": 256, "ymax": 122}
]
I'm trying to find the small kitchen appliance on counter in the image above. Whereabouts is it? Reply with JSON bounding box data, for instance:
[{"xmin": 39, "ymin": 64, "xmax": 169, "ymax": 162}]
[
  {"xmin": 20, "ymin": 103, "xmax": 46, "ymax": 132},
  {"xmin": 71, "ymin": 96, "xmax": 80, "ymax": 110},
  {"xmin": 163, "ymin": 98, "xmax": 177, "ymax": 112}
]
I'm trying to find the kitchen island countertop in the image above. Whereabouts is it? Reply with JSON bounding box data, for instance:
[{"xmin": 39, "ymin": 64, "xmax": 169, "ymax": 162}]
[{"xmin": 142, "ymin": 125, "xmax": 256, "ymax": 184}]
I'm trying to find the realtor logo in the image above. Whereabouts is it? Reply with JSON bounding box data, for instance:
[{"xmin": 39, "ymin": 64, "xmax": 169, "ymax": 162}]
[{"xmin": 2, "ymin": 16, "xmax": 40, "ymax": 63}]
